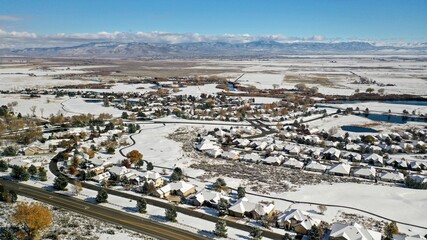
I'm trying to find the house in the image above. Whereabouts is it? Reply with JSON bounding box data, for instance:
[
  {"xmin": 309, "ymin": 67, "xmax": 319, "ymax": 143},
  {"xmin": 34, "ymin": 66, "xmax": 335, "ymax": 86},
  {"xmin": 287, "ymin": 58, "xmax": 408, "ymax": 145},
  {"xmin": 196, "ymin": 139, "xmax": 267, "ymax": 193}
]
[
  {"xmin": 393, "ymin": 234, "xmax": 427, "ymax": 240},
  {"xmin": 380, "ymin": 172, "xmax": 405, "ymax": 183},
  {"xmin": 364, "ymin": 153, "xmax": 384, "ymax": 166},
  {"xmin": 189, "ymin": 189, "xmax": 223, "ymax": 207},
  {"xmin": 329, "ymin": 163, "xmax": 351, "ymax": 176},
  {"xmin": 283, "ymin": 158, "xmax": 304, "ymax": 169},
  {"xmin": 346, "ymin": 144, "xmax": 361, "ymax": 152},
  {"xmin": 323, "ymin": 147, "xmax": 341, "ymax": 160},
  {"xmin": 24, "ymin": 146, "xmax": 51, "ymax": 156},
  {"xmin": 154, "ymin": 181, "xmax": 196, "ymax": 199},
  {"xmin": 353, "ymin": 167, "xmax": 376, "ymax": 179},
  {"xmin": 92, "ymin": 172, "xmax": 111, "ymax": 182},
  {"xmin": 206, "ymin": 148, "xmax": 223, "ymax": 158},
  {"xmin": 407, "ymin": 175, "xmax": 427, "ymax": 184},
  {"xmin": 221, "ymin": 150, "xmax": 240, "ymax": 160},
  {"xmin": 242, "ymin": 153, "xmax": 261, "ymax": 163},
  {"xmin": 263, "ymin": 156, "xmax": 284, "ymax": 166},
  {"xmin": 277, "ymin": 209, "xmax": 320, "ymax": 235},
  {"xmin": 305, "ymin": 161, "xmax": 327, "ymax": 173},
  {"xmin": 109, "ymin": 166, "xmax": 131, "ymax": 179},
  {"xmin": 229, "ymin": 198, "xmax": 275, "ymax": 220},
  {"xmin": 330, "ymin": 222, "xmax": 382, "ymax": 240},
  {"xmin": 142, "ymin": 171, "xmax": 164, "ymax": 187},
  {"xmin": 196, "ymin": 139, "xmax": 219, "ymax": 151},
  {"xmin": 285, "ymin": 145, "xmax": 301, "ymax": 155},
  {"xmin": 89, "ymin": 157, "xmax": 114, "ymax": 168},
  {"xmin": 342, "ymin": 152, "xmax": 362, "ymax": 162}
]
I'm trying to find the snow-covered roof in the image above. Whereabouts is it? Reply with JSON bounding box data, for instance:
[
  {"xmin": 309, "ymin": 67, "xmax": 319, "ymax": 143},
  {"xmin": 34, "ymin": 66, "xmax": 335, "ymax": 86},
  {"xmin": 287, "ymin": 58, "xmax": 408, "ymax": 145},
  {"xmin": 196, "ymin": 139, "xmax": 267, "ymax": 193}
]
[
  {"xmin": 330, "ymin": 223, "xmax": 382, "ymax": 240},
  {"xmin": 283, "ymin": 158, "xmax": 304, "ymax": 168},
  {"xmin": 380, "ymin": 172, "xmax": 405, "ymax": 182},
  {"xmin": 109, "ymin": 166, "xmax": 130, "ymax": 176},
  {"xmin": 354, "ymin": 167, "xmax": 376, "ymax": 177},
  {"xmin": 305, "ymin": 161, "xmax": 327, "ymax": 171},
  {"xmin": 329, "ymin": 163, "xmax": 351, "ymax": 175}
]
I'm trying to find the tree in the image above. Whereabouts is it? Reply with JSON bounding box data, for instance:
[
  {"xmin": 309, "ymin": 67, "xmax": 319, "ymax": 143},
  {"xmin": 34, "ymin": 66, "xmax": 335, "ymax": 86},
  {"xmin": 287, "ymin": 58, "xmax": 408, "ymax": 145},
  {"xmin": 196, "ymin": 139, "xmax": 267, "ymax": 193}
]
[
  {"xmin": 366, "ymin": 88, "xmax": 375, "ymax": 93},
  {"xmin": 11, "ymin": 165, "xmax": 30, "ymax": 181},
  {"xmin": 250, "ymin": 227, "xmax": 263, "ymax": 240},
  {"xmin": 121, "ymin": 112, "xmax": 129, "ymax": 119},
  {"xmin": 170, "ymin": 167, "xmax": 183, "ymax": 182},
  {"xmin": 384, "ymin": 221, "xmax": 399, "ymax": 240},
  {"xmin": 217, "ymin": 198, "xmax": 229, "ymax": 216},
  {"xmin": 282, "ymin": 233, "xmax": 293, "ymax": 240},
  {"xmin": 136, "ymin": 159, "xmax": 144, "ymax": 169},
  {"xmin": 165, "ymin": 206, "xmax": 177, "ymax": 222},
  {"xmin": 318, "ymin": 205, "xmax": 327, "ymax": 215},
  {"xmin": 53, "ymin": 175, "xmax": 68, "ymax": 190},
  {"xmin": 2, "ymin": 190, "xmax": 18, "ymax": 203},
  {"xmin": 73, "ymin": 181, "xmax": 83, "ymax": 195},
  {"xmin": 294, "ymin": 83, "xmax": 307, "ymax": 92},
  {"xmin": 106, "ymin": 146, "xmax": 115, "ymax": 154},
  {"xmin": 126, "ymin": 150, "xmax": 143, "ymax": 163},
  {"xmin": 12, "ymin": 202, "xmax": 53, "ymax": 240},
  {"xmin": 213, "ymin": 178, "xmax": 227, "ymax": 192},
  {"xmin": 29, "ymin": 105, "xmax": 37, "ymax": 117},
  {"xmin": 3, "ymin": 146, "xmax": 18, "ymax": 156},
  {"xmin": 96, "ymin": 189, "xmax": 108, "ymax": 203},
  {"xmin": 0, "ymin": 159, "xmax": 8, "ymax": 172},
  {"xmin": 28, "ymin": 165, "xmax": 37, "ymax": 177},
  {"xmin": 146, "ymin": 162, "xmax": 154, "ymax": 171},
  {"xmin": 307, "ymin": 225, "xmax": 321, "ymax": 240},
  {"xmin": 38, "ymin": 168, "xmax": 48, "ymax": 181},
  {"xmin": 214, "ymin": 220, "xmax": 228, "ymax": 238},
  {"xmin": 237, "ymin": 186, "xmax": 246, "ymax": 199},
  {"xmin": 137, "ymin": 198, "xmax": 147, "ymax": 213}
]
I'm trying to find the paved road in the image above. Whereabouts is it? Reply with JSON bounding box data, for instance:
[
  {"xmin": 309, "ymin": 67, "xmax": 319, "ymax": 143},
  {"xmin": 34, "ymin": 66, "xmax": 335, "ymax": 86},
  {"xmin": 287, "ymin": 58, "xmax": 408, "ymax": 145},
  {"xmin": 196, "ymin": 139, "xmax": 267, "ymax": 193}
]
[{"xmin": 0, "ymin": 178, "xmax": 208, "ymax": 240}]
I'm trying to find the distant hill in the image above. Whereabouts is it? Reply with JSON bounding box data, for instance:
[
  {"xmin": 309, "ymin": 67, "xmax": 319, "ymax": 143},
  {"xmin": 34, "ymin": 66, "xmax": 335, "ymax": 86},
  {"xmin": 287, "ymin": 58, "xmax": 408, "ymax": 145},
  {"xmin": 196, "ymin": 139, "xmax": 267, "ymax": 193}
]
[{"xmin": 1, "ymin": 41, "xmax": 425, "ymax": 58}]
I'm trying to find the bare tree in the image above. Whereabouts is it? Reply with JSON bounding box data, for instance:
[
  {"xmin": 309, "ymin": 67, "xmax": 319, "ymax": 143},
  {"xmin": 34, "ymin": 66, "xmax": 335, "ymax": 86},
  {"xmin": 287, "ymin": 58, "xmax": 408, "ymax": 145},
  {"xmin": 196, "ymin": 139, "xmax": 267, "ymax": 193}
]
[
  {"xmin": 40, "ymin": 108, "xmax": 45, "ymax": 118},
  {"xmin": 30, "ymin": 106, "xmax": 37, "ymax": 117},
  {"xmin": 318, "ymin": 205, "xmax": 327, "ymax": 214}
]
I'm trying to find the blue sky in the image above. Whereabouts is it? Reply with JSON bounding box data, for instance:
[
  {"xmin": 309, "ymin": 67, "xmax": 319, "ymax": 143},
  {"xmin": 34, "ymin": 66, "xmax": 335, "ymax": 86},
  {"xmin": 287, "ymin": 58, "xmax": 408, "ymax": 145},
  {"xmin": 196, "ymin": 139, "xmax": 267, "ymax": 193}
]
[{"xmin": 0, "ymin": 0, "xmax": 426, "ymax": 48}]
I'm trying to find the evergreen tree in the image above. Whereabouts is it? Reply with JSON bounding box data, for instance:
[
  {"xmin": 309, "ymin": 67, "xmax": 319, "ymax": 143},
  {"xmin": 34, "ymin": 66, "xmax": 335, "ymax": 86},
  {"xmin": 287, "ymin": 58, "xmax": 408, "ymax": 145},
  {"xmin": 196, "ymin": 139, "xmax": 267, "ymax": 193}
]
[
  {"xmin": 10, "ymin": 165, "xmax": 30, "ymax": 181},
  {"xmin": 282, "ymin": 233, "xmax": 293, "ymax": 240},
  {"xmin": 146, "ymin": 162, "xmax": 154, "ymax": 171},
  {"xmin": 165, "ymin": 206, "xmax": 177, "ymax": 222},
  {"xmin": 217, "ymin": 198, "xmax": 229, "ymax": 216},
  {"xmin": 38, "ymin": 168, "xmax": 48, "ymax": 181},
  {"xmin": 213, "ymin": 178, "xmax": 227, "ymax": 191},
  {"xmin": 53, "ymin": 175, "xmax": 68, "ymax": 190},
  {"xmin": 96, "ymin": 189, "xmax": 108, "ymax": 203},
  {"xmin": 384, "ymin": 221, "xmax": 399, "ymax": 240},
  {"xmin": 214, "ymin": 220, "xmax": 228, "ymax": 238},
  {"xmin": 237, "ymin": 186, "xmax": 246, "ymax": 199},
  {"xmin": 28, "ymin": 165, "xmax": 37, "ymax": 177},
  {"xmin": 0, "ymin": 160, "xmax": 8, "ymax": 172},
  {"xmin": 137, "ymin": 198, "xmax": 147, "ymax": 213},
  {"xmin": 250, "ymin": 227, "xmax": 263, "ymax": 240},
  {"xmin": 2, "ymin": 146, "xmax": 17, "ymax": 156},
  {"xmin": 307, "ymin": 225, "xmax": 321, "ymax": 240}
]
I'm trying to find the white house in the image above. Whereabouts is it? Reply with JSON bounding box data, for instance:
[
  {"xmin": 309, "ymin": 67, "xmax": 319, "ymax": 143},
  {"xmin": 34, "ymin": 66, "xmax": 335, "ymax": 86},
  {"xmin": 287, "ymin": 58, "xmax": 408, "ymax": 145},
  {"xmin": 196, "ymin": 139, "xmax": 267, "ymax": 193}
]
[
  {"xmin": 330, "ymin": 222, "xmax": 381, "ymax": 240},
  {"xmin": 364, "ymin": 153, "xmax": 384, "ymax": 166},
  {"xmin": 283, "ymin": 158, "xmax": 304, "ymax": 169},
  {"xmin": 263, "ymin": 156, "xmax": 284, "ymax": 166},
  {"xmin": 353, "ymin": 167, "xmax": 376, "ymax": 179},
  {"xmin": 329, "ymin": 163, "xmax": 351, "ymax": 176},
  {"xmin": 305, "ymin": 161, "xmax": 327, "ymax": 173},
  {"xmin": 242, "ymin": 153, "xmax": 261, "ymax": 163},
  {"xmin": 323, "ymin": 147, "xmax": 341, "ymax": 159},
  {"xmin": 380, "ymin": 172, "xmax": 405, "ymax": 183}
]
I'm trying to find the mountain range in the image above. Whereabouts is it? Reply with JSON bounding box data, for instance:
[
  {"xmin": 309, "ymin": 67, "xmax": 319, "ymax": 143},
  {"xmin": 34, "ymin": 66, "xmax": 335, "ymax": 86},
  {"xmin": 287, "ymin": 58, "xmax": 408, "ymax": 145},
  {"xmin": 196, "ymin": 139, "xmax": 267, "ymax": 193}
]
[{"xmin": 1, "ymin": 41, "xmax": 426, "ymax": 58}]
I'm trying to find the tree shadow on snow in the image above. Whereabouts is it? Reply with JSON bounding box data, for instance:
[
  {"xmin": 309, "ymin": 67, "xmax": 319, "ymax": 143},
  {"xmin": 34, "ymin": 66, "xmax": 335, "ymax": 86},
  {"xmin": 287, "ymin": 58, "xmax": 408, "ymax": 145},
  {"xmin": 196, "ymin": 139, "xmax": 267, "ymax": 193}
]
[
  {"xmin": 85, "ymin": 197, "xmax": 97, "ymax": 203},
  {"xmin": 197, "ymin": 230, "xmax": 214, "ymax": 238},
  {"xmin": 122, "ymin": 206, "xmax": 138, "ymax": 213},
  {"xmin": 149, "ymin": 215, "xmax": 167, "ymax": 223},
  {"xmin": 236, "ymin": 234, "xmax": 252, "ymax": 240}
]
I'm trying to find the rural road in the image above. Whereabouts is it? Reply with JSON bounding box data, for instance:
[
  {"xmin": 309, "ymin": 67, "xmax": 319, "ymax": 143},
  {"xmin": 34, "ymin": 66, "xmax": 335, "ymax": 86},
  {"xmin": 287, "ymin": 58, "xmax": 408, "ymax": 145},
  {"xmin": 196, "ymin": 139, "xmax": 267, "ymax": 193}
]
[{"xmin": 0, "ymin": 178, "xmax": 208, "ymax": 240}]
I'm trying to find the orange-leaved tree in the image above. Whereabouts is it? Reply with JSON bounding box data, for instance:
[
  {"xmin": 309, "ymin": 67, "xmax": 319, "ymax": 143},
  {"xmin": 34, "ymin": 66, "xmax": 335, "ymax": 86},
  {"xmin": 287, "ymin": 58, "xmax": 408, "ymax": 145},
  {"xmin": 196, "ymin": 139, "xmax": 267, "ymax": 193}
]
[
  {"xmin": 126, "ymin": 150, "xmax": 143, "ymax": 164},
  {"xmin": 12, "ymin": 202, "xmax": 53, "ymax": 240}
]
